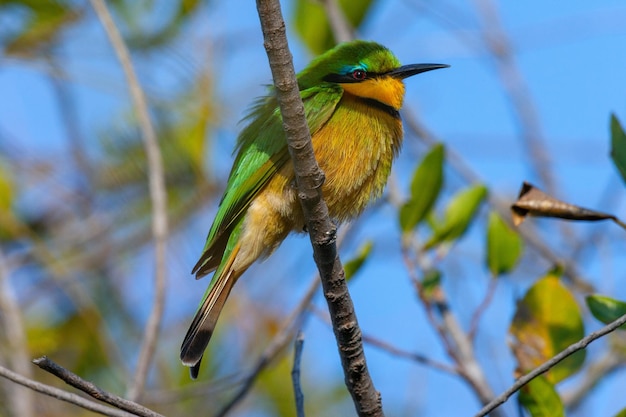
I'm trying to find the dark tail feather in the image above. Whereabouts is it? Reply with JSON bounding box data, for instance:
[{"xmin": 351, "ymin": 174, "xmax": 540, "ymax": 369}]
[
  {"xmin": 180, "ymin": 244, "xmax": 241, "ymax": 377},
  {"xmin": 190, "ymin": 357, "xmax": 202, "ymax": 379}
]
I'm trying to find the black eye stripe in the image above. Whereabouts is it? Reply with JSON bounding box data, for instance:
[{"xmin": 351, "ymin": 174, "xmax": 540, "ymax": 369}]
[{"xmin": 323, "ymin": 71, "xmax": 383, "ymax": 83}]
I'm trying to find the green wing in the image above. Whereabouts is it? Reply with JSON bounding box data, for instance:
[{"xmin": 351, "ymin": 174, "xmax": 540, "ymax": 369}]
[{"xmin": 192, "ymin": 84, "xmax": 343, "ymax": 277}]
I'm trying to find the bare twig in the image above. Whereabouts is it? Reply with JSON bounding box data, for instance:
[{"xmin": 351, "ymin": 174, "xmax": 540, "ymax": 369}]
[
  {"xmin": 361, "ymin": 333, "xmax": 458, "ymax": 375},
  {"xmin": 215, "ymin": 274, "xmax": 320, "ymax": 417},
  {"xmin": 399, "ymin": 241, "xmax": 504, "ymax": 417},
  {"xmin": 475, "ymin": 313, "xmax": 626, "ymax": 417},
  {"xmin": 562, "ymin": 349, "xmax": 625, "ymax": 411},
  {"xmin": 0, "ymin": 249, "xmax": 34, "ymax": 417},
  {"xmin": 33, "ymin": 356, "xmax": 165, "ymax": 417},
  {"xmin": 473, "ymin": 0, "xmax": 555, "ymax": 194},
  {"xmin": 322, "ymin": 0, "xmax": 354, "ymax": 43},
  {"xmin": 431, "ymin": 291, "xmax": 501, "ymax": 414},
  {"xmin": 292, "ymin": 331, "xmax": 306, "ymax": 417},
  {"xmin": 468, "ymin": 277, "xmax": 499, "ymax": 340},
  {"xmin": 48, "ymin": 57, "xmax": 94, "ymax": 215},
  {"xmin": 89, "ymin": 0, "xmax": 169, "ymax": 401},
  {"xmin": 0, "ymin": 364, "xmax": 136, "ymax": 417},
  {"xmin": 310, "ymin": 305, "xmax": 458, "ymax": 375},
  {"xmin": 255, "ymin": 1, "xmax": 383, "ymax": 416}
]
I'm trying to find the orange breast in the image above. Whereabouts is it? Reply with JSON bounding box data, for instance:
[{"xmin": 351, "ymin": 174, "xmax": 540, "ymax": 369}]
[
  {"xmin": 255, "ymin": 91, "xmax": 403, "ymax": 236},
  {"xmin": 311, "ymin": 93, "xmax": 403, "ymax": 220}
]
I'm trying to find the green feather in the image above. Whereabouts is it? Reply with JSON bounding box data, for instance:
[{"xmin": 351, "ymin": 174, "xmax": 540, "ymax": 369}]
[{"xmin": 192, "ymin": 83, "xmax": 343, "ymax": 277}]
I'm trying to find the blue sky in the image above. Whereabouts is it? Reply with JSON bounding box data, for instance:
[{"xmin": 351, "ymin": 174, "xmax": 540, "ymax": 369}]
[{"xmin": 2, "ymin": 1, "xmax": 626, "ymax": 416}]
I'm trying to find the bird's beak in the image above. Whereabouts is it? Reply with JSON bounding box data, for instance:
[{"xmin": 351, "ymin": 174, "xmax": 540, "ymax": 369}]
[{"xmin": 388, "ymin": 63, "xmax": 449, "ymax": 79}]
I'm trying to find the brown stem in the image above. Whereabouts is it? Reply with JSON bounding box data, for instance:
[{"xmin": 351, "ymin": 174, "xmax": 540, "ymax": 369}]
[
  {"xmin": 89, "ymin": 0, "xmax": 169, "ymax": 402},
  {"xmin": 0, "ymin": 250, "xmax": 34, "ymax": 417},
  {"xmin": 255, "ymin": 1, "xmax": 384, "ymax": 415},
  {"xmin": 291, "ymin": 331, "xmax": 306, "ymax": 417}
]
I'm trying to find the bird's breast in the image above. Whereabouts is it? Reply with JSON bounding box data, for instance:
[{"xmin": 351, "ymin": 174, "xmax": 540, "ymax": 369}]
[{"xmin": 311, "ymin": 93, "xmax": 403, "ymax": 220}]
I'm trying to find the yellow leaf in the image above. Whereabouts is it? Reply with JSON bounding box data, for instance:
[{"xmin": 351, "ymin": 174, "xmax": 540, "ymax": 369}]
[{"xmin": 509, "ymin": 273, "xmax": 585, "ymax": 383}]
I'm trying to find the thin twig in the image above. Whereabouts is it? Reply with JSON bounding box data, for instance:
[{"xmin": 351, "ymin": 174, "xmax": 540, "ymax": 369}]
[
  {"xmin": 473, "ymin": 0, "xmax": 555, "ymax": 194},
  {"xmin": 0, "ymin": 249, "xmax": 34, "ymax": 417},
  {"xmin": 215, "ymin": 274, "xmax": 319, "ymax": 417},
  {"xmin": 33, "ymin": 356, "xmax": 165, "ymax": 417},
  {"xmin": 399, "ymin": 242, "xmax": 504, "ymax": 417},
  {"xmin": 561, "ymin": 349, "xmax": 625, "ymax": 411},
  {"xmin": 48, "ymin": 57, "xmax": 94, "ymax": 215},
  {"xmin": 255, "ymin": 1, "xmax": 383, "ymax": 416},
  {"xmin": 292, "ymin": 331, "xmax": 306, "ymax": 417},
  {"xmin": 474, "ymin": 313, "xmax": 626, "ymax": 417},
  {"xmin": 468, "ymin": 277, "xmax": 499, "ymax": 340},
  {"xmin": 431, "ymin": 291, "xmax": 501, "ymax": 414},
  {"xmin": 89, "ymin": 0, "xmax": 169, "ymax": 402},
  {"xmin": 361, "ymin": 333, "xmax": 458, "ymax": 375},
  {"xmin": 310, "ymin": 305, "xmax": 458, "ymax": 375},
  {"xmin": 321, "ymin": 0, "xmax": 354, "ymax": 43},
  {"xmin": 0, "ymin": 364, "xmax": 136, "ymax": 417},
  {"xmin": 400, "ymin": 245, "xmax": 458, "ymax": 364}
]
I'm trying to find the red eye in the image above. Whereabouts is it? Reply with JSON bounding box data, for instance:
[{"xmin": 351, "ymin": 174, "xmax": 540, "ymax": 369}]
[{"xmin": 352, "ymin": 69, "xmax": 366, "ymax": 80}]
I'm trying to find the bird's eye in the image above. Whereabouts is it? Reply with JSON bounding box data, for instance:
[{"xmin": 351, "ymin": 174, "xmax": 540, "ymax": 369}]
[{"xmin": 351, "ymin": 69, "xmax": 366, "ymax": 80}]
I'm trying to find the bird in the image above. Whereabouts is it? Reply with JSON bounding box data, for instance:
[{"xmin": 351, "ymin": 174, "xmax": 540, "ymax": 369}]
[{"xmin": 180, "ymin": 40, "xmax": 448, "ymax": 378}]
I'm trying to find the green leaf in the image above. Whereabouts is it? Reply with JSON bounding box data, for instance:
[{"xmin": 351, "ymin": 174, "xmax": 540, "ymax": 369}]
[
  {"xmin": 486, "ymin": 212, "xmax": 523, "ymax": 276},
  {"xmin": 518, "ymin": 375, "xmax": 564, "ymax": 417},
  {"xmin": 611, "ymin": 114, "xmax": 626, "ymax": 185},
  {"xmin": 509, "ymin": 273, "xmax": 585, "ymax": 383},
  {"xmin": 399, "ymin": 144, "xmax": 445, "ymax": 232},
  {"xmin": 586, "ymin": 295, "xmax": 626, "ymax": 330},
  {"xmin": 344, "ymin": 241, "xmax": 373, "ymax": 280},
  {"xmin": 424, "ymin": 184, "xmax": 488, "ymax": 250},
  {"xmin": 294, "ymin": 0, "xmax": 374, "ymax": 54}
]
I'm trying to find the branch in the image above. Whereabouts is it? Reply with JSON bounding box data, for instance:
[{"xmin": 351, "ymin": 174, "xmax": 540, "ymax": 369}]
[
  {"xmin": 474, "ymin": 312, "xmax": 626, "ymax": 417},
  {"xmin": 0, "ymin": 249, "xmax": 34, "ymax": 417},
  {"xmin": 255, "ymin": 1, "xmax": 384, "ymax": 416},
  {"xmin": 426, "ymin": 284, "xmax": 502, "ymax": 415},
  {"xmin": 562, "ymin": 349, "xmax": 625, "ymax": 411},
  {"xmin": 468, "ymin": 277, "xmax": 499, "ymax": 340},
  {"xmin": 33, "ymin": 357, "xmax": 165, "ymax": 417},
  {"xmin": 215, "ymin": 274, "xmax": 319, "ymax": 417},
  {"xmin": 89, "ymin": 0, "xmax": 169, "ymax": 401},
  {"xmin": 0, "ymin": 363, "xmax": 136, "ymax": 417},
  {"xmin": 310, "ymin": 305, "xmax": 458, "ymax": 375},
  {"xmin": 472, "ymin": 0, "xmax": 555, "ymax": 193},
  {"xmin": 321, "ymin": 0, "xmax": 354, "ymax": 43},
  {"xmin": 291, "ymin": 331, "xmax": 306, "ymax": 417}
]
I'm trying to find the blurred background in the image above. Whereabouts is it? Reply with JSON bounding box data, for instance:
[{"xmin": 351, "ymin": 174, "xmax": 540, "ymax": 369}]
[{"xmin": 1, "ymin": 0, "xmax": 626, "ymax": 416}]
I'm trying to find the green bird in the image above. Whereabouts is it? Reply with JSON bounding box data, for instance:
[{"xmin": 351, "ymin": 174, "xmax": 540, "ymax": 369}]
[{"xmin": 181, "ymin": 40, "xmax": 447, "ymax": 377}]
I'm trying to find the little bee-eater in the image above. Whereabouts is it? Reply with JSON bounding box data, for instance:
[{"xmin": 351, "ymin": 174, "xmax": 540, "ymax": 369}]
[{"xmin": 181, "ymin": 40, "xmax": 447, "ymax": 377}]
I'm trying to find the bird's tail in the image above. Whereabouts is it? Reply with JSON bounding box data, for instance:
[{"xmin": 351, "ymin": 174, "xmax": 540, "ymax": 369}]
[{"xmin": 180, "ymin": 242, "xmax": 242, "ymax": 378}]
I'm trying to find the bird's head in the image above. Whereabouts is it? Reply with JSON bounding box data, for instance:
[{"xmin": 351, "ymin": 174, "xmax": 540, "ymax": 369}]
[{"xmin": 298, "ymin": 40, "xmax": 448, "ymax": 111}]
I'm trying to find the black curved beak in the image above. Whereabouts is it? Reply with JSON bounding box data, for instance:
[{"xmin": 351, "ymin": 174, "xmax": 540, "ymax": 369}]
[{"xmin": 388, "ymin": 63, "xmax": 450, "ymax": 79}]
